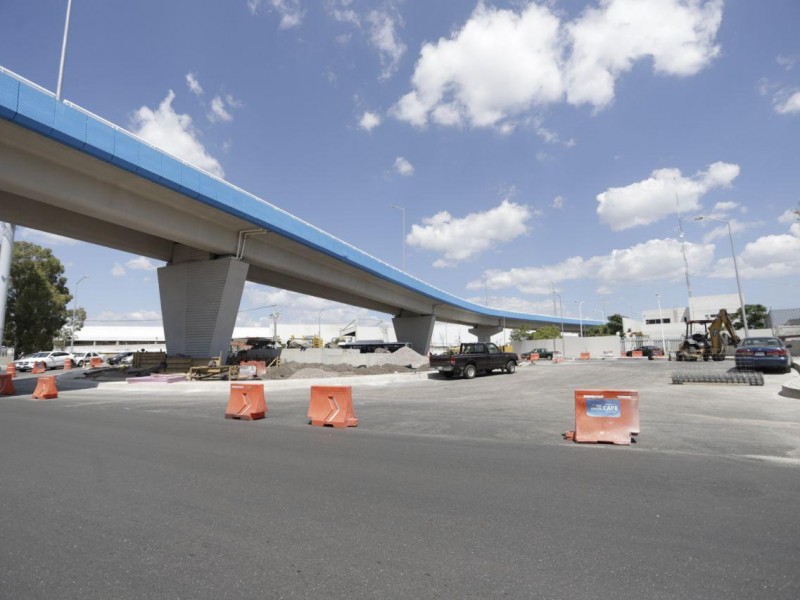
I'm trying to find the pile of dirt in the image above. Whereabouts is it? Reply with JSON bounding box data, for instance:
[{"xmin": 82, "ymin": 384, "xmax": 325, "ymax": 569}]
[{"xmin": 262, "ymin": 348, "xmax": 431, "ymax": 380}]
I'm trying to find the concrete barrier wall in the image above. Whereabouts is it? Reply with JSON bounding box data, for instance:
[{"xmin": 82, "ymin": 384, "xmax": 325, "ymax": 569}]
[{"xmin": 512, "ymin": 336, "xmax": 621, "ymax": 359}]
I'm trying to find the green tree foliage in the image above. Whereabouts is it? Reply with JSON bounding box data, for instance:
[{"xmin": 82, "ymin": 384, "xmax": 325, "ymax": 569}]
[
  {"xmin": 510, "ymin": 325, "xmax": 562, "ymax": 341},
  {"xmin": 532, "ymin": 325, "xmax": 561, "ymax": 340},
  {"xmin": 606, "ymin": 314, "xmax": 624, "ymax": 336},
  {"xmin": 510, "ymin": 326, "xmax": 533, "ymax": 341},
  {"xmin": 731, "ymin": 304, "xmax": 768, "ymax": 330},
  {"xmin": 3, "ymin": 242, "xmax": 71, "ymax": 357}
]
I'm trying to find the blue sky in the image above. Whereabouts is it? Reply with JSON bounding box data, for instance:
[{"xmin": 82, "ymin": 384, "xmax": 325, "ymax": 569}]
[{"xmin": 1, "ymin": 0, "xmax": 799, "ymax": 330}]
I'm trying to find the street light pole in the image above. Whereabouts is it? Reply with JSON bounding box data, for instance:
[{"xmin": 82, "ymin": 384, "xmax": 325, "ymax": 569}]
[
  {"xmin": 317, "ymin": 307, "xmax": 330, "ymax": 343},
  {"xmin": 575, "ymin": 300, "xmax": 584, "ymax": 337},
  {"xmin": 389, "ymin": 205, "xmax": 406, "ymax": 271},
  {"xmin": 56, "ymin": 0, "xmax": 74, "ymax": 101},
  {"xmin": 693, "ymin": 216, "xmax": 749, "ymax": 337},
  {"xmin": 553, "ymin": 290, "xmax": 564, "ymax": 356},
  {"xmin": 270, "ymin": 311, "xmax": 281, "ymax": 345},
  {"xmin": 70, "ymin": 275, "xmax": 88, "ymax": 353},
  {"xmin": 656, "ymin": 293, "xmax": 667, "ymax": 353}
]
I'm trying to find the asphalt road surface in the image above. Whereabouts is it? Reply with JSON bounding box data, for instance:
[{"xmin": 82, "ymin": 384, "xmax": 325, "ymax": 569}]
[{"xmin": 1, "ymin": 360, "xmax": 799, "ymax": 599}]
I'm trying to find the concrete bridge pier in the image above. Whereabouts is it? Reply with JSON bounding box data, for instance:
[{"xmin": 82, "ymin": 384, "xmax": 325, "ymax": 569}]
[
  {"xmin": 158, "ymin": 247, "xmax": 249, "ymax": 358},
  {"xmin": 469, "ymin": 325, "xmax": 503, "ymax": 343},
  {"xmin": 392, "ymin": 314, "xmax": 436, "ymax": 355}
]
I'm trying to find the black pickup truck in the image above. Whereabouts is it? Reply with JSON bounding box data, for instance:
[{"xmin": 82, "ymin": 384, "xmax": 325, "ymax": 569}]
[{"xmin": 429, "ymin": 342, "xmax": 519, "ymax": 379}]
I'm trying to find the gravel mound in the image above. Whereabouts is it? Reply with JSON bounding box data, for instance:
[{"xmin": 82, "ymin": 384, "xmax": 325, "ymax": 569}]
[{"xmin": 262, "ymin": 349, "xmax": 431, "ymax": 380}]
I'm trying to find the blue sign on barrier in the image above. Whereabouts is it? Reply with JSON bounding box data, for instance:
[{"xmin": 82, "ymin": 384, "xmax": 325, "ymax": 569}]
[{"xmin": 586, "ymin": 398, "xmax": 621, "ymax": 418}]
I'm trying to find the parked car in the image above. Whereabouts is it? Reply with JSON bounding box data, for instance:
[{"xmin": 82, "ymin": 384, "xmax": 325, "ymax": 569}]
[
  {"xmin": 72, "ymin": 351, "xmax": 106, "ymax": 367},
  {"xmin": 107, "ymin": 351, "xmax": 134, "ymax": 366},
  {"xmin": 735, "ymin": 337, "xmax": 794, "ymax": 373},
  {"xmin": 523, "ymin": 348, "xmax": 554, "ymax": 360},
  {"xmin": 626, "ymin": 345, "xmax": 664, "ymax": 359},
  {"xmin": 14, "ymin": 351, "xmax": 73, "ymax": 371}
]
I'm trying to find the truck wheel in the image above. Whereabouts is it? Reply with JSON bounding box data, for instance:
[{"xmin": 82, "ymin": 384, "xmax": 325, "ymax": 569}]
[
  {"xmin": 505, "ymin": 361, "xmax": 516, "ymax": 374},
  {"xmin": 463, "ymin": 364, "xmax": 477, "ymax": 379}
]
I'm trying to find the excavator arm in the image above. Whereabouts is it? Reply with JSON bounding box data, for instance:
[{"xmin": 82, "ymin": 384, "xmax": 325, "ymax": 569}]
[{"xmin": 709, "ymin": 309, "xmax": 741, "ymax": 356}]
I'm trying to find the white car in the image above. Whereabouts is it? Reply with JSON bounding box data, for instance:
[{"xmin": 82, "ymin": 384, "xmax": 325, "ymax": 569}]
[
  {"xmin": 72, "ymin": 351, "xmax": 106, "ymax": 367},
  {"xmin": 14, "ymin": 351, "xmax": 74, "ymax": 371}
]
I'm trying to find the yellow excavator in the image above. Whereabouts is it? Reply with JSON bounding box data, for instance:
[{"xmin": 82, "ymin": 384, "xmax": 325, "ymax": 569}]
[{"xmin": 676, "ymin": 308, "xmax": 741, "ymax": 362}]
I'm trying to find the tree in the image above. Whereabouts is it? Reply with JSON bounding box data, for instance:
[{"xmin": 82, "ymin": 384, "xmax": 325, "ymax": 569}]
[
  {"xmin": 510, "ymin": 326, "xmax": 534, "ymax": 341},
  {"xmin": 731, "ymin": 304, "xmax": 768, "ymax": 330},
  {"xmin": 54, "ymin": 307, "xmax": 87, "ymax": 349},
  {"xmin": 3, "ymin": 242, "xmax": 72, "ymax": 358},
  {"xmin": 532, "ymin": 325, "xmax": 561, "ymax": 340},
  {"xmin": 606, "ymin": 314, "xmax": 624, "ymax": 336}
]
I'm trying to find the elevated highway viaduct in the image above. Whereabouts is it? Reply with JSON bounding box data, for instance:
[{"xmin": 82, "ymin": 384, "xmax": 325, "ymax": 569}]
[{"xmin": 0, "ymin": 67, "xmax": 594, "ymax": 356}]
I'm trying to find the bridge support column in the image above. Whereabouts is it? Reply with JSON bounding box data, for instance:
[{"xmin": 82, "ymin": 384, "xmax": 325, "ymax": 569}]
[
  {"xmin": 158, "ymin": 256, "xmax": 249, "ymax": 358},
  {"xmin": 392, "ymin": 314, "xmax": 436, "ymax": 355},
  {"xmin": 469, "ymin": 325, "xmax": 503, "ymax": 343}
]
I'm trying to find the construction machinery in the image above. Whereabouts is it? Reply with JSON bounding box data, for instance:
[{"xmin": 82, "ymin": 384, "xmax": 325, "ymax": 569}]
[{"xmin": 676, "ymin": 309, "xmax": 741, "ymax": 362}]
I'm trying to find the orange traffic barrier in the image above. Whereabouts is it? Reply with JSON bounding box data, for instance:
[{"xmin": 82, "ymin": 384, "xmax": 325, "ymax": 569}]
[
  {"xmin": 308, "ymin": 386, "xmax": 358, "ymax": 428},
  {"xmin": 239, "ymin": 361, "xmax": 267, "ymax": 377},
  {"xmin": 530, "ymin": 353, "xmax": 540, "ymax": 361},
  {"xmin": 89, "ymin": 357, "xmax": 102, "ymax": 368},
  {"xmin": 566, "ymin": 389, "xmax": 639, "ymax": 445},
  {"xmin": 631, "ymin": 350, "xmax": 643, "ymax": 358},
  {"xmin": 0, "ymin": 374, "xmax": 15, "ymax": 396},
  {"xmin": 31, "ymin": 361, "xmax": 46, "ymax": 374},
  {"xmin": 579, "ymin": 352, "xmax": 591, "ymax": 360},
  {"xmin": 225, "ymin": 383, "xmax": 266, "ymax": 420},
  {"xmin": 6, "ymin": 363, "xmax": 16, "ymax": 378},
  {"xmin": 64, "ymin": 358, "xmax": 73, "ymax": 370},
  {"xmin": 32, "ymin": 375, "xmax": 58, "ymax": 400}
]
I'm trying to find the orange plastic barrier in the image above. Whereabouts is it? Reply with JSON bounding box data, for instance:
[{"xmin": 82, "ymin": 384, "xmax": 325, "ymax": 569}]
[
  {"xmin": 32, "ymin": 361, "xmax": 46, "ymax": 374},
  {"xmin": 32, "ymin": 375, "xmax": 59, "ymax": 400},
  {"xmin": 580, "ymin": 352, "xmax": 591, "ymax": 360},
  {"xmin": 308, "ymin": 386, "xmax": 358, "ymax": 428},
  {"xmin": 239, "ymin": 361, "xmax": 267, "ymax": 377},
  {"xmin": 530, "ymin": 353, "xmax": 540, "ymax": 361},
  {"xmin": 89, "ymin": 357, "xmax": 102, "ymax": 368},
  {"xmin": 631, "ymin": 350, "xmax": 643, "ymax": 358},
  {"xmin": 0, "ymin": 374, "xmax": 15, "ymax": 396},
  {"xmin": 64, "ymin": 358, "xmax": 73, "ymax": 370},
  {"xmin": 6, "ymin": 363, "xmax": 16, "ymax": 377},
  {"xmin": 568, "ymin": 389, "xmax": 639, "ymax": 445},
  {"xmin": 225, "ymin": 383, "xmax": 266, "ymax": 420}
]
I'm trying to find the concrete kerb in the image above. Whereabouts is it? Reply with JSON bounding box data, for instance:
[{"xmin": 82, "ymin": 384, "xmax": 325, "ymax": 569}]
[
  {"xmin": 781, "ymin": 359, "xmax": 800, "ymax": 398},
  {"xmin": 55, "ymin": 368, "xmax": 434, "ymax": 394}
]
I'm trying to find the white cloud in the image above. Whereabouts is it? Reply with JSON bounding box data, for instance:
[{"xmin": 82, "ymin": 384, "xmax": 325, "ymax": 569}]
[
  {"xmin": 710, "ymin": 234, "xmax": 800, "ymax": 279},
  {"xmin": 358, "ymin": 111, "xmax": 381, "ymax": 131},
  {"xmin": 775, "ymin": 89, "xmax": 800, "ymax": 114},
  {"xmin": 130, "ymin": 90, "xmax": 225, "ymax": 177},
  {"xmin": 393, "ymin": 0, "xmax": 723, "ymax": 129},
  {"xmin": 393, "ymin": 156, "xmax": 414, "ymax": 176},
  {"xmin": 126, "ymin": 256, "xmax": 159, "ymax": 271},
  {"xmin": 248, "ymin": 0, "xmax": 305, "ymax": 29},
  {"xmin": 552, "ymin": 196, "xmax": 564, "ymax": 209},
  {"xmin": 778, "ymin": 208, "xmax": 799, "ymax": 224},
  {"xmin": 111, "ymin": 263, "xmax": 126, "ymax": 277},
  {"xmin": 777, "ymin": 54, "xmax": 796, "ymax": 70},
  {"xmin": 696, "ymin": 218, "xmax": 749, "ymax": 244},
  {"xmin": 792, "ymin": 223, "xmax": 800, "ymax": 237},
  {"xmin": 596, "ymin": 161, "xmax": 740, "ymax": 231},
  {"xmin": 406, "ymin": 200, "xmax": 531, "ymax": 267},
  {"xmin": 471, "ymin": 238, "xmax": 715, "ymax": 293},
  {"xmin": 207, "ymin": 96, "xmax": 231, "ymax": 123},
  {"xmin": 93, "ymin": 309, "xmax": 162, "ymax": 323},
  {"xmin": 711, "ymin": 201, "xmax": 738, "ymax": 214},
  {"xmin": 185, "ymin": 73, "xmax": 203, "ymax": 96},
  {"xmin": 367, "ymin": 10, "xmax": 406, "ymax": 80},
  {"xmin": 565, "ymin": 0, "xmax": 723, "ymax": 108}
]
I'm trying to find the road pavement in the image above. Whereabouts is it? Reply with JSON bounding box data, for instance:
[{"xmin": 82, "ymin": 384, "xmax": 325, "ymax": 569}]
[{"xmin": 1, "ymin": 360, "xmax": 799, "ymax": 599}]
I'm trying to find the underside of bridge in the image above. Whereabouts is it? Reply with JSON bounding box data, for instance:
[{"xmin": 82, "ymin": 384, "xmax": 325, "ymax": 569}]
[{"xmin": 0, "ymin": 83, "xmax": 586, "ymax": 358}]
